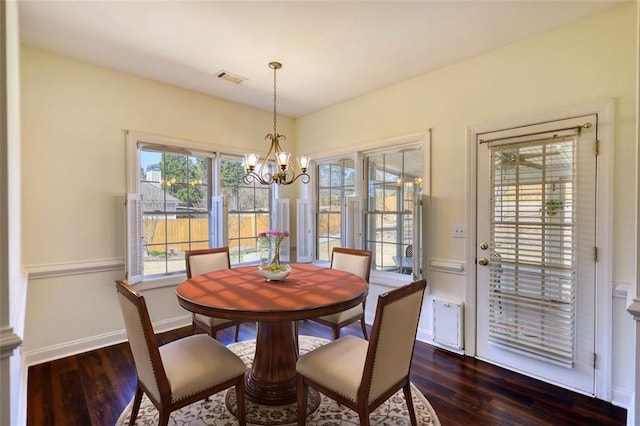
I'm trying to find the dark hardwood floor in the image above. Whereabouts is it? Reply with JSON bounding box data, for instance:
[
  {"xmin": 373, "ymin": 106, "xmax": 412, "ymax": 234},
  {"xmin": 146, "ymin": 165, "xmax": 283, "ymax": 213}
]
[{"xmin": 27, "ymin": 322, "xmax": 626, "ymax": 425}]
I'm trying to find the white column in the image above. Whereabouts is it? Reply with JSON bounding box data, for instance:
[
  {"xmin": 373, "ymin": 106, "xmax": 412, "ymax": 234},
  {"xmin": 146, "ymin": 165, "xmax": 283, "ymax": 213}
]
[
  {"xmin": 0, "ymin": 329, "xmax": 22, "ymax": 426},
  {"xmin": 1, "ymin": 2, "xmax": 25, "ymax": 425}
]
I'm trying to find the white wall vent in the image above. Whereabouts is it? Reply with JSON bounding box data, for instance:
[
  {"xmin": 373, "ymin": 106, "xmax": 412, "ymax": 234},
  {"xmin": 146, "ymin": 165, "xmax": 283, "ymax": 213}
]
[
  {"xmin": 432, "ymin": 298, "xmax": 464, "ymax": 350},
  {"xmin": 216, "ymin": 70, "xmax": 247, "ymax": 84}
]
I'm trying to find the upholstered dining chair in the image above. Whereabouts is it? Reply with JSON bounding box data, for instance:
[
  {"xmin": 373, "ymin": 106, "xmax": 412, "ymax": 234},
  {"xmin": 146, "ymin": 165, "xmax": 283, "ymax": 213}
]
[
  {"xmin": 185, "ymin": 247, "xmax": 241, "ymax": 341},
  {"xmin": 296, "ymin": 278, "xmax": 426, "ymax": 426},
  {"xmin": 307, "ymin": 247, "xmax": 371, "ymax": 339},
  {"xmin": 115, "ymin": 280, "xmax": 247, "ymax": 426},
  {"xmin": 403, "ymin": 244, "xmax": 414, "ymax": 275}
]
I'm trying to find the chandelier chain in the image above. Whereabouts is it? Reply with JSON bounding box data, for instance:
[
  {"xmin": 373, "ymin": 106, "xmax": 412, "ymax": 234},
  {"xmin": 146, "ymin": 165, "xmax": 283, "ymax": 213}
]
[{"xmin": 272, "ymin": 64, "xmax": 278, "ymax": 136}]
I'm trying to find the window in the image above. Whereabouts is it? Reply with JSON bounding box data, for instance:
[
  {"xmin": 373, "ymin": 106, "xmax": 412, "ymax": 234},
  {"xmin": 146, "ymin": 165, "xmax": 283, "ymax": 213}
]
[
  {"xmin": 316, "ymin": 159, "xmax": 356, "ymax": 261},
  {"xmin": 220, "ymin": 156, "xmax": 272, "ymax": 265},
  {"xmin": 364, "ymin": 148, "xmax": 423, "ymax": 274},
  {"xmin": 125, "ymin": 132, "xmax": 275, "ymax": 283},
  {"xmin": 139, "ymin": 148, "xmax": 212, "ymax": 278},
  {"xmin": 311, "ymin": 135, "xmax": 426, "ymax": 278}
]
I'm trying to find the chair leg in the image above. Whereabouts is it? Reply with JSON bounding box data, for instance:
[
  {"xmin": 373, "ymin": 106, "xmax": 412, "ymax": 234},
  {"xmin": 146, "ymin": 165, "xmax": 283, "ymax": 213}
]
[
  {"xmin": 236, "ymin": 381, "xmax": 247, "ymax": 426},
  {"xmin": 332, "ymin": 326, "xmax": 340, "ymax": 340},
  {"xmin": 191, "ymin": 314, "xmax": 198, "ymax": 335},
  {"xmin": 297, "ymin": 375, "xmax": 308, "ymax": 426},
  {"xmin": 360, "ymin": 317, "xmax": 368, "ymax": 340},
  {"xmin": 403, "ymin": 382, "xmax": 418, "ymax": 426},
  {"xmin": 128, "ymin": 385, "xmax": 144, "ymax": 426},
  {"xmin": 234, "ymin": 324, "xmax": 240, "ymax": 342},
  {"xmin": 158, "ymin": 409, "xmax": 171, "ymax": 426},
  {"xmin": 357, "ymin": 408, "xmax": 371, "ymax": 426}
]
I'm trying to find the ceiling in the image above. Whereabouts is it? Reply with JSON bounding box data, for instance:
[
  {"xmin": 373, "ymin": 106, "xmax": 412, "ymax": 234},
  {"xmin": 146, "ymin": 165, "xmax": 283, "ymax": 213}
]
[{"xmin": 18, "ymin": 1, "xmax": 622, "ymax": 118}]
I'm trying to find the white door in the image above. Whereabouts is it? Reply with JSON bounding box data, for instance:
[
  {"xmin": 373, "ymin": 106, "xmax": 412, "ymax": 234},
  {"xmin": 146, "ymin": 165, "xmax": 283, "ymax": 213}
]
[{"xmin": 476, "ymin": 116, "xmax": 597, "ymax": 394}]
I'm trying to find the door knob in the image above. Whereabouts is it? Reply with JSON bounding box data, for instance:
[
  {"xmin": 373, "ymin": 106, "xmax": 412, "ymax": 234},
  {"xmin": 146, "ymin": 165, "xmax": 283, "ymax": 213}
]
[{"xmin": 478, "ymin": 257, "xmax": 489, "ymax": 266}]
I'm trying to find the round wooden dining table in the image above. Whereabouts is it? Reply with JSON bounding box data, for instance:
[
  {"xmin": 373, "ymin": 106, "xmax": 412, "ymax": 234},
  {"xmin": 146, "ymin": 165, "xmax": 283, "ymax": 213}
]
[{"xmin": 175, "ymin": 263, "xmax": 368, "ymax": 406}]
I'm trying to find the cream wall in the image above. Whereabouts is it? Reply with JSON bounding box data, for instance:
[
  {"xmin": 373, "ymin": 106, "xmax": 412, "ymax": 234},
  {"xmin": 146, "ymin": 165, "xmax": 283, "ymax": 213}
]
[
  {"xmin": 298, "ymin": 3, "xmax": 636, "ymax": 282},
  {"xmin": 296, "ymin": 1, "xmax": 637, "ymax": 408},
  {"xmin": 20, "ymin": 46, "xmax": 294, "ymax": 358}
]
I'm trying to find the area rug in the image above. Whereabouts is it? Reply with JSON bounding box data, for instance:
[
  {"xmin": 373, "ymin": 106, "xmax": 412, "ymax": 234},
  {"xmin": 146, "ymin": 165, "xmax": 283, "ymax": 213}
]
[{"xmin": 116, "ymin": 335, "xmax": 441, "ymax": 426}]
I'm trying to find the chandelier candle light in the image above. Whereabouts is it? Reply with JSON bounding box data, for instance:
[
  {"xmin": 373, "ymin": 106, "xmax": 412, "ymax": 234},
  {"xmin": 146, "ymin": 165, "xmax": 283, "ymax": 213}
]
[
  {"xmin": 258, "ymin": 230, "xmax": 291, "ymax": 281},
  {"xmin": 244, "ymin": 62, "xmax": 310, "ymax": 186}
]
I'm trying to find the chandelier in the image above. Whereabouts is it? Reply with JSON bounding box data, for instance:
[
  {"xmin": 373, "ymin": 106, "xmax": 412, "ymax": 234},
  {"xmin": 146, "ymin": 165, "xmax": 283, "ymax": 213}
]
[{"xmin": 244, "ymin": 62, "xmax": 310, "ymax": 185}]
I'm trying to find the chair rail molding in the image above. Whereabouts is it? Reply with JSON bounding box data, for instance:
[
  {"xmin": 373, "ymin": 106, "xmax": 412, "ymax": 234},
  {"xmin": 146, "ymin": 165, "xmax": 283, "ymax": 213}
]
[
  {"xmin": 627, "ymin": 298, "xmax": 640, "ymax": 321},
  {"xmin": 429, "ymin": 258, "xmax": 465, "ymax": 275},
  {"xmin": 26, "ymin": 257, "xmax": 124, "ymax": 280},
  {"xmin": 0, "ymin": 326, "xmax": 22, "ymax": 359}
]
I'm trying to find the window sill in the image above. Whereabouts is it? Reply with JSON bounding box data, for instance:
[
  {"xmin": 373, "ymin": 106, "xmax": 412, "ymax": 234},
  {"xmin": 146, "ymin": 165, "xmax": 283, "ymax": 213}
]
[
  {"xmin": 312, "ymin": 260, "xmax": 417, "ymax": 289},
  {"xmin": 370, "ymin": 270, "xmax": 417, "ymax": 289},
  {"xmin": 135, "ymin": 274, "xmax": 187, "ymax": 291}
]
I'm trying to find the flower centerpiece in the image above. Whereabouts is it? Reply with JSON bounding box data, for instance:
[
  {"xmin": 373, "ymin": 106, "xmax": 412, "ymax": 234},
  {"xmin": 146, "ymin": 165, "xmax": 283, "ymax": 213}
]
[{"xmin": 258, "ymin": 230, "xmax": 291, "ymax": 280}]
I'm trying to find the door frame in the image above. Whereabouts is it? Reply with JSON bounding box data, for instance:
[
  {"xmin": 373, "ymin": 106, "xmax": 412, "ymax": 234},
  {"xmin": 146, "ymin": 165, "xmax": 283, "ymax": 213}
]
[{"xmin": 465, "ymin": 99, "xmax": 614, "ymax": 401}]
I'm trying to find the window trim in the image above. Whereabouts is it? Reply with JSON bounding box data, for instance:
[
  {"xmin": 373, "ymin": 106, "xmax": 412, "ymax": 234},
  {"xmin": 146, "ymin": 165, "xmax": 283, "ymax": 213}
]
[
  {"xmin": 126, "ymin": 131, "xmax": 220, "ymax": 194},
  {"xmin": 126, "ymin": 135, "xmax": 218, "ymax": 284},
  {"xmin": 465, "ymin": 99, "xmax": 614, "ymax": 400}
]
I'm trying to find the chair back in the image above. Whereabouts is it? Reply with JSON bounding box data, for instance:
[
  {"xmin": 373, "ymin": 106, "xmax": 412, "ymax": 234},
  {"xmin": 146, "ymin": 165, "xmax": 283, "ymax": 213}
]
[
  {"xmin": 405, "ymin": 244, "xmax": 413, "ymax": 258},
  {"xmin": 115, "ymin": 280, "xmax": 167, "ymax": 404},
  {"xmin": 360, "ymin": 279, "xmax": 426, "ymax": 404},
  {"xmin": 331, "ymin": 247, "xmax": 372, "ymax": 282},
  {"xmin": 185, "ymin": 247, "xmax": 231, "ymax": 278}
]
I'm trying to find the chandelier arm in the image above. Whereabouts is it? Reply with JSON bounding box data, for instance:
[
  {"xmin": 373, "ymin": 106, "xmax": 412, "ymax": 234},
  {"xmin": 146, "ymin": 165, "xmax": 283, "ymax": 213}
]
[
  {"xmin": 276, "ymin": 171, "xmax": 310, "ymax": 186},
  {"xmin": 256, "ymin": 134, "xmax": 278, "ymax": 178},
  {"xmin": 244, "ymin": 171, "xmax": 275, "ymax": 186},
  {"xmin": 271, "ymin": 134, "xmax": 285, "ymax": 154}
]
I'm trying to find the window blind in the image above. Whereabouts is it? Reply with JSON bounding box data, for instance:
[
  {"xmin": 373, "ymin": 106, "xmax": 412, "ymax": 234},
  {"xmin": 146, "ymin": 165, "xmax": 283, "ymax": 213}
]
[{"xmin": 488, "ymin": 135, "xmax": 576, "ymax": 367}]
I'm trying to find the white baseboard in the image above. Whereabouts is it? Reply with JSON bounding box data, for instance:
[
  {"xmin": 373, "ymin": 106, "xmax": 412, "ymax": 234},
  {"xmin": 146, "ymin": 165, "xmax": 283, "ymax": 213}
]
[
  {"xmin": 416, "ymin": 327, "xmax": 432, "ymax": 344},
  {"xmin": 24, "ymin": 315, "xmax": 191, "ymax": 367},
  {"xmin": 417, "ymin": 328, "xmax": 465, "ymax": 355},
  {"xmin": 625, "ymin": 393, "xmax": 635, "ymax": 426},
  {"xmin": 611, "ymin": 386, "xmax": 632, "ymax": 410}
]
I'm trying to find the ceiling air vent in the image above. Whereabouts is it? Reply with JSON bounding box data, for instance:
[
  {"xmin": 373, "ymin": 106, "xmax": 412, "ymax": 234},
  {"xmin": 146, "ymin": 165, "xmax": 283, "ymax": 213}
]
[{"xmin": 216, "ymin": 70, "xmax": 247, "ymax": 85}]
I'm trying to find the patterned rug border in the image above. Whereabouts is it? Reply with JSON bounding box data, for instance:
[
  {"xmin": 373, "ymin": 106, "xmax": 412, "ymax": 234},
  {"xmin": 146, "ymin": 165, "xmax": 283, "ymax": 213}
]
[{"xmin": 116, "ymin": 335, "xmax": 441, "ymax": 426}]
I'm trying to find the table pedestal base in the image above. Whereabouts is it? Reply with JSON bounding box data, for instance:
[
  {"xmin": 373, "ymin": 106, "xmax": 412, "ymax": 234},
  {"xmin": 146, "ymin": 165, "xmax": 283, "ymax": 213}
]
[
  {"xmin": 225, "ymin": 387, "xmax": 320, "ymax": 424},
  {"xmin": 246, "ymin": 320, "xmax": 299, "ymax": 405}
]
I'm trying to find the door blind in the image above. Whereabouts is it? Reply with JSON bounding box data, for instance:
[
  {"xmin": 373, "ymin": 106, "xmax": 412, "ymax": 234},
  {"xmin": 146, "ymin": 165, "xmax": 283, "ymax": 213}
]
[{"xmin": 488, "ymin": 135, "xmax": 576, "ymax": 367}]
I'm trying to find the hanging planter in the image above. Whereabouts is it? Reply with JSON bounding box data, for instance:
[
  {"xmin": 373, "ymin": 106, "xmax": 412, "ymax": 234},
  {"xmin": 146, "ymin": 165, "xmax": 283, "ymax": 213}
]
[{"xmin": 545, "ymin": 200, "xmax": 564, "ymax": 216}]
